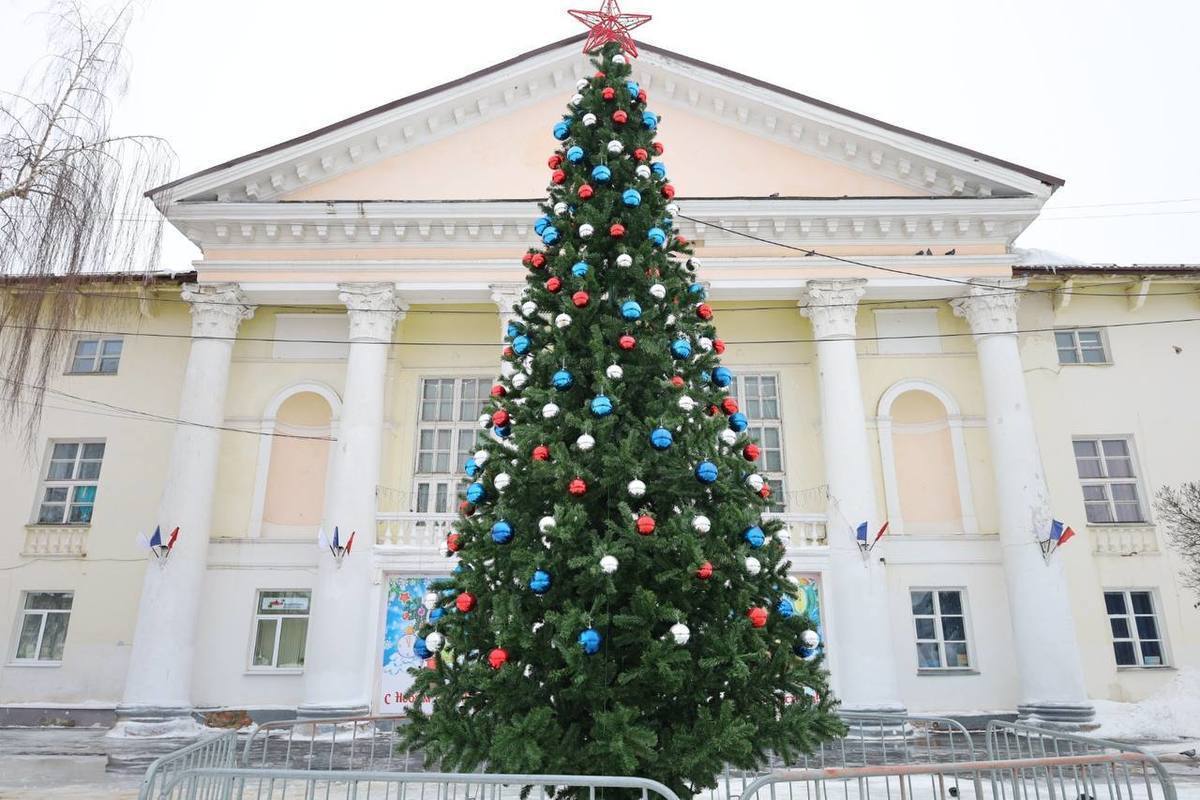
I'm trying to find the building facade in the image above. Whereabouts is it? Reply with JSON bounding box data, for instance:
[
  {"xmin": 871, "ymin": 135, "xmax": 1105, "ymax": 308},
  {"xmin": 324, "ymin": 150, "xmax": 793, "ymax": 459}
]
[{"xmin": 2, "ymin": 36, "xmax": 1197, "ymax": 732}]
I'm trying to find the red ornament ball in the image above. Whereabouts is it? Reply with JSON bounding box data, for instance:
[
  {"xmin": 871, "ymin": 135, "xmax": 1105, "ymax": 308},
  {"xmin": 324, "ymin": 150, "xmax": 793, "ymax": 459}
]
[
  {"xmin": 677, "ymin": 235, "xmax": 688, "ymax": 245},
  {"xmin": 653, "ymin": 142, "xmax": 665, "ymax": 155},
  {"xmin": 548, "ymin": 154, "xmax": 563, "ymax": 169},
  {"xmin": 609, "ymin": 223, "xmax": 626, "ymax": 238},
  {"xmin": 662, "ymin": 184, "xmax": 676, "ymax": 200},
  {"xmin": 532, "ymin": 444, "xmax": 550, "ymax": 461},
  {"xmin": 446, "ymin": 532, "xmax": 462, "ymax": 553},
  {"xmin": 531, "ymin": 253, "xmax": 546, "ymax": 269},
  {"xmin": 743, "ymin": 444, "xmax": 761, "ymax": 462},
  {"xmin": 568, "ymin": 477, "xmax": 588, "ymax": 497},
  {"xmin": 707, "ymin": 404, "xmax": 720, "ymax": 416},
  {"xmin": 713, "ymin": 338, "xmax": 726, "ymax": 354},
  {"xmin": 522, "ymin": 253, "xmax": 533, "ymax": 267},
  {"xmin": 595, "ymin": 70, "xmax": 606, "ymax": 79},
  {"xmin": 546, "ymin": 276, "xmax": 562, "ymax": 293},
  {"xmin": 633, "ymin": 147, "xmax": 648, "ymax": 161},
  {"xmin": 636, "ymin": 515, "xmax": 656, "ymax": 535},
  {"xmin": 748, "ymin": 607, "xmax": 768, "ymax": 628},
  {"xmin": 602, "ymin": 86, "xmax": 616, "ymax": 101},
  {"xmin": 618, "ymin": 334, "xmax": 637, "ymax": 351},
  {"xmin": 670, "ymin": 375, "xmax": 685, "ymax": 388},
  {"xmin": 578, "ymin": 184, "xmax": 594, "ymax": 200},
  {"xmin": 491, "ymin": 408, "xmax": 509, "ymax": 427},
  {"xmin": 572, "ymin": 290, "xmax": 590, "ymax": 308},
  {"xmin": 637, "ymin": 88, "xmax": 648, "ymax": 103},
  {"xmin": 459, "ymin": 500, "xmax": 475, "ymax": 517},
  {"xmin": 502, "ymin": 345, "xmax": 514, "ymax": 358},
  {"xmin": 612, "ymin": 110, "xmax": 628, "ymax": 125},
  {"xmin": 487, "ymin": 647, "xmax": 508, "ymax": 669},
  {"xmin": 551, "ymin": 169, "xmax": 567, "ymax": 185},
  {"xmin": 456, "ymin": 592, "xmax": 476, "ymax": 613},
  {"xmin": 722, "ymin": 397, "xmax": 739, "ymax": 415},
  {"xmin": 759, "ymin": 485, "xmax": 772, "ymax": 500},
  {"xmin": 425, "ymin": 657, "xmax": 438, "ymax": 670},
  {"xmin": 697, "ymin": 561, "xmax": 714, "ymax": 580},
  {"xmin": 490, "ymin": 384, "xmax": 507, "ymax": 398},
  {"xmin": 697, "ymin": 303, "xmax": 713, "ymax": 320}
]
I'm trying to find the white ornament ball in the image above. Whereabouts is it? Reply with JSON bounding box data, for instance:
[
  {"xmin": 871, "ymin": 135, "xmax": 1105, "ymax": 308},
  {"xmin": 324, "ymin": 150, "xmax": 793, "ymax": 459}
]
[
  {"xmin": 669, "ymin": 622, "xmax": 691, "ymax": 645},
  {"xmin": 494, "ymin": 472, "xmax": 511, "ymax": 491},
  {"xmin": 571, "ymin": 93, "xmax": 584, "ymax": 107},
  {"xmin": 628, "ymin": 479, "xmax": 646, "ymax": 497},
  {"xmin": 577, "ymin": 433, "xmax": 596, "ymax": 451},
  {"xmin": 612, "ymin": 53, "xmax": 627, "ymax": 64},
  {"xmin": 600, "ymin": 555, "xmax": 619, "ymax": 574},
  {"xmin": 666, "ymin": 313, "xmax": 677, "ymax": 326},
  {"xmin": 776, "ymin": 528, "xmax": 791, "ymax": 547},
  {"xmin": 523, "ymin": 356, "xmax": 535, "ymax": 373},
  {"xmin": 666, "ymin": 202, "xmax": 680, "ymax": 216},
  {"xmin": 745, "ymin": 556, "xmax": 762, "ymax": 576},
  {"xmin": 606, "ymin": 364, "xmax": 624, "ymax": 380},
  {"xmin": 539, "ymin": 515, "xmax": 556, "ymax": 533},
  {"xmin": 474, "ymin": 449, "xmax": 490, "ymax": 465},
  {"xmin": 688, "ymin": 257, "xmax": 702, "ymax": 269},
  {"xmin": 579, "ymin": 223, "xmax": 594, "ymax": 238},
  {"xmin": 422, "ymin": 591, "xmax": 439, "ymax": 610},
  {"xmin": 512, "ymin": 373, "xmax": 528, "ymax": 389},
  {"xmin": 521, "ymin": 300, "xmax": 538, "ymax": 317},
  {"xmin": 635, "ymin": 164, "xmax": 651, "ymax": 180},
  {"xmin": 698, "ymin": 337, "xmax": 713, "ymax": 352},
  {"xmin": 554, "ymin": 201, "xmax": 569, "ymax": 215},
  {"xmin": 692, "ymin": 514, "xmax": 711, "ymax": 533},
  {"xmin": 746, "ymin": 473, "xmax": 765, "ymax": 492},
  {"xmin": 554, "ymin": 313, "xmax": 572, "ymax": 329},
  {"xmin": 801, "ymin": 629, "xmax": 820, "ymax": 648},
  {"xmin": 649, "ymin": 283, "xmax": 666, "ymax": 300},
  {"xmin": 425, "ymin": 631, "xmax": 445, "ymax": 652},
  {"xmin": 678, "ymin": 395, "xmax": 697, "ymax": 412},
  {"xmin": 500, "ymin": 361, "xmax": 517, "ymax": 378},
  {"xmin": 607, "ymin": 139, "xmax": 624, "ymax": 154},
  {"xmin": 582, "ymin": 113, "xmax": 597, "ymax": 127},
  {"xmin": 575, "ymin": 78, "xmax": 589, "ymax": 91},
  {"xmin": 478, "ymin": 413, "xmax": 492, "ymax": 428},
  {"xmin": 542, "ymin": 402, "xmax": 560, "ymax": 419},
  {"xmin": 616, "ymin": 253, "xmax": 633, "ymax": 268},
  {"xmin": 719, "ymin": 429, "xmax": 737, "ymax": 446}
]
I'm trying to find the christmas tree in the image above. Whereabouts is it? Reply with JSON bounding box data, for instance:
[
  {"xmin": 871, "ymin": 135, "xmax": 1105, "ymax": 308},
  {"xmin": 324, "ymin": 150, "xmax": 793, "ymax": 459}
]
[{"xmin": 403, "ymin": 30, "xmax": 844, "ymax": 795}]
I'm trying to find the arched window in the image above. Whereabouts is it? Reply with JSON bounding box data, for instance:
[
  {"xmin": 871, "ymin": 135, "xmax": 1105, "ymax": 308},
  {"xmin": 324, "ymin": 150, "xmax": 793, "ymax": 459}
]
[
  {"xmin": 877, "ymin": 380, "xmax": 977, "ymax": 535},
  {"xmin": 249, "ymin": 383, "xmax": 341, "ymax": 538}
]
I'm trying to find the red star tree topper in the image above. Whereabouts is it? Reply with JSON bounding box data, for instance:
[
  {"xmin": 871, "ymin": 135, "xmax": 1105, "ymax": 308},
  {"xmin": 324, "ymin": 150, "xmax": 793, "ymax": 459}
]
[{"xmin": 568, "ymin": 0, "xmax": 651, "ymax": 58}]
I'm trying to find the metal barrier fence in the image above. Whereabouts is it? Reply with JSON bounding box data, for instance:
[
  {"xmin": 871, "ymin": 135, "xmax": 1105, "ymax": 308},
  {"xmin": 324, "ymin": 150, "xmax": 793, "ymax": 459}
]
[
  {"xmin": 138, "ymin": 729, "xmax": 239, "ymax": 800},
  {"xmin": 160, "ymin": 770, "xmax": 683, "ymax": 800},
  {"xmin": 739, "ymin": 752, "xmax": 1177, "ymax": 800},
  {"xmin": 241, "ymin": 714, "xmax": 412, "ymax": 772}
]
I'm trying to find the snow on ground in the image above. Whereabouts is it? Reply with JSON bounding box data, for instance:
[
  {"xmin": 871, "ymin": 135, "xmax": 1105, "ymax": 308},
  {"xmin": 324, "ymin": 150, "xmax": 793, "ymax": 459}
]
[{"xmin": 1092, "ymin": 668, "xmax": 1200, "ymax": 741}]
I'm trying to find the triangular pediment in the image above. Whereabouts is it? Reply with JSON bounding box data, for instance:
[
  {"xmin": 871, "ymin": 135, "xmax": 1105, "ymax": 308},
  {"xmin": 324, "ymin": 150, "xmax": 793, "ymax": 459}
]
[{"xmin": 151, "ymin": 35, "xmax": 1059, "ymax": 208}]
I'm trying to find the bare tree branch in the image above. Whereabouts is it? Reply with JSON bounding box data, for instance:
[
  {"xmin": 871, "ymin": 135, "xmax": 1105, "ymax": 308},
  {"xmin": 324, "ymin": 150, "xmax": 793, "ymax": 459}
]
[
  {"xmin": 1154, "ymin": 482, "xmax": 1200, "ymax": 606},
  {"xmin": 0, "ymin": 0, "xmax": 175, "ymax": 445}
]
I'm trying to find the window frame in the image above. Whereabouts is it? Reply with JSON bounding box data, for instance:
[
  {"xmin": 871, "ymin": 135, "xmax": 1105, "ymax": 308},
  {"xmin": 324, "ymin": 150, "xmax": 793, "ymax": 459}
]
[
  {"xmin": 32, "ymin": 439, "xmax": 106, "ymax": 526},
  {"xmin": 1103, "ymin": 588, "xmax": 1169, "ymax": 669},
  {"xmin": 65, "ymin": 335, "xmax": 124, "ymax": 375},
  {"xmin": 248, "ymin": 589, "xmax": 312, "ymax": 672},
  {"xmin": 1071, "ymin": 435, "xmax": 1149, "ymax": 526},
  {"xmin": 728, "ymin": 372, "xmax": 788, "ymax": 512},
  {"xmin": 410, "ymin": 375, "xmax": 493, "ymax": 515},
  {"xmin": 10, "ymin": 591, "xmax": 74, "ymax": 665},
  {"xmin": 909, "ymin": 587, "xmax": 975, "ymax": 672},
  {"xmin": 1054, "ymin": 328, "xmax": 1111, "ymax": 366}
]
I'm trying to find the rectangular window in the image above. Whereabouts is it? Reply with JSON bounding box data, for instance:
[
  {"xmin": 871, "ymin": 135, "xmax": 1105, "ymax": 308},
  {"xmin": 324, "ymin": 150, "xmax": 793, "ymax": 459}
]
[
  {"xmin": 35, "ymin": 441, "xmax": 105, "ymax": 525},
  {"xmin": 1072, "ymin": 437, "xmax": 1146, "ymax": 524},
  {"xmin": 910, "ymin": 589, "xmax": 971, "ymax": 670},
  {"xmin": 67, "ymin": 337, "xmax": 123, "ymax": 374},
  {"xmin": 1104, "ymin": 590, "xmax": 1167, "ymax": 667},
  {"xmin": 251, "ymin": 591, "xmax": 311, "ymax": 669},
  {"xmin": 1055, "ymin": 329, "xmax": 1109, "ymax": 365},
  {"xmin": 412, "ymin": 377, "xmax": 491, "ymax": 514},
  {"xmin": 729, "ymin": 374, "xmax": 786, "ymax": 512},
  {"xmin": 13, "ymin": 592, "xmax": 73, "ymax": 663}
]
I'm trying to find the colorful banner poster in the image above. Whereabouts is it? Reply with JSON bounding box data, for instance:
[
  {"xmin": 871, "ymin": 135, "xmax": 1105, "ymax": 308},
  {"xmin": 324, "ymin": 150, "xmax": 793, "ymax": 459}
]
[
  {"xmin": 379, "ymin": 575, "xmax": 435, "ymax": 712},
  {"xmin": 792, "ymin": 573, "xmax": 824, "ymax": 655}
]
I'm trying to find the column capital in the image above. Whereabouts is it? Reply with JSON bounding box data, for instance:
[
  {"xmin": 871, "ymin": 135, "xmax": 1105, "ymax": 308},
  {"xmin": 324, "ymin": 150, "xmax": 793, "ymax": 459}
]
[
  {"xmin": 490, "ymin": 283, "xmax": 524, "ymax": 336},
  {"xmin": 337, "ymin": 283, "xmax": 407, "ymax": 342},
  {"xmin": 950, "ymin": 278, "xmax": 1027, "ymax": 336},
  {"xmin": 181, "ymin": 283, "xmax": 255, "ymax": 338},
  {"xmin": 799, "ymin": 279, "xmax": 866, "ymax": 339}
]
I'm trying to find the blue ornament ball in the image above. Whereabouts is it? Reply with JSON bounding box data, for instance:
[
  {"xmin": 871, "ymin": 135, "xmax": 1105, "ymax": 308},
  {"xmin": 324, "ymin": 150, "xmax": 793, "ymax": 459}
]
[
  {"xmin": 429, "ymin": 608, "xmax": 444, "ymax": 622},
  {"xmin": 744, "ymin": 525, "xmax": 765, "ymax": 548},
  {"xmin": 651, "ymin": 162, "xmax": 667, "ymax": 179},
  {"xmin": 626, "ymin": 80, "xmax": 640, "ymax": 96},
  {"xmin": 622, "ymin": 188, "xmax": 642, "ymax": 207},
  {"xmin": 529, "ymin": 570, "xmax": 552, "ymax": 594},
  {"xmin": 688, "ymin": 282, "xmax": 706, "ymax": 298},
  {"xmin": 572, "ymin": 261, "xmax": 590, "ymax": 278},
  {"xmin": 650, "ymin": 427, "xmax": 674, "ymax": 450},
  {"xmin": 494, "ymin": 424, "xmax": 511, "ymax": 439},
  {"xmin": 464, "ymin": 458, "xmax": 479, "ymax": 478},
  {"xmin": 541, "ymin": 227, "xmax": 560, "ymax": 245},
  {"xmin": 647, "ymin": 227, "xmax": 667, "ymax": 246},
  {"xmin": 512, "ymin": 335, "xmax": 531, "ymax": 355},
  {"xmin": 566, "ymin": 145, "xmax": 585, "ymax": 163},
  {"xmin": 579, "ymin": 627, "xmax": 602, "ymax": 655},
  {"xmin": 466, "ymin": 482, "xmax": 486, "ymax": 503},
  {"xmin": 553, "ymin": 121, "xmax": 571, "ymax": 141},
  {"xmin": 591, "ymin": 164, "xmax": 612, "ymax": 183},
  {"xmin": 506, "ymin": 322, "xmax": 521, "ymax": 339},
  {"xmin": 712, "ymin": 366, "xmax": 733, "ymax": 387},
  {"xmin": 642, "ymin": 111, "xmax": 658, "ymax": 130},
  {"xmin": 794, "ymin": 642, "xmax": 814, "ymax": 658},
  {"xmin": 729, "ymin": 412, "xmax": 749, "ymax": 432},
  {"xmin": 414, "ymin": 637, "xmax": 432, "ymax": 659},
  {"xmin": 621, "ymin": 300, "xmax": 642, "ymax": 320},
  {"xmin": 777, "ymin": 597, "xmax": 796, "ymax": 619},
  {"xmin": 700, "ymin": 370, "xmax": 712, "ymax": 384},
  {"xmin": 491, "ymin": 520, "xmax": 513, "ymax": 544},
  {"xmin": 671, "ymin": 339, "xmax": 692, "ymax": 359},
  {"xmin": 534, "ymin": 215, "xmax": 552, "ymax": 235},
  {"xmin": 695, "ymin": 461, "xmax": 719, "ymax": 484},
  {"xmin": 591, "ymin": 394, "xmax": 614, "ymax": 417},
  {"xmin": 552, "ymin": 369, "xmax": 574, "ymax": 390}
]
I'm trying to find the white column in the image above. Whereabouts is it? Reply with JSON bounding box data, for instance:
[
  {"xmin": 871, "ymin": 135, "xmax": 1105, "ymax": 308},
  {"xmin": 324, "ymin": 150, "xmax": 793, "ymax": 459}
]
[
  {"xmin": 299, "ymin": 283, "xmax": 405, "ymax": 717},
  {"xmin": 113, "ymin": 283, "xmax": 254, "ymax": 736},
  {"xmin": 490, "ymin": 283, "xmax": 523, "ymax": 337},
  {"xmin": 952, "ymin": 279, "xmax": 1093, "ymax": 726},
  {"xmin": 800, "ymin": 280, "xmax": 905, "ymax": 713}
]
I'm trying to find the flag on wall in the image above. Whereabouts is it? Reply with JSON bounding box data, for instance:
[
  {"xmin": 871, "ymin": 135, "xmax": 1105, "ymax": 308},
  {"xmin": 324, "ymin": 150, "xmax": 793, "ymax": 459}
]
[
  {"xmin": 1049, "ymin": 519, "xmax": 1076, "ymax": 548},
  {"xmin": 855, "ymin": 522, "xmax": 869, "ymax": 544}
]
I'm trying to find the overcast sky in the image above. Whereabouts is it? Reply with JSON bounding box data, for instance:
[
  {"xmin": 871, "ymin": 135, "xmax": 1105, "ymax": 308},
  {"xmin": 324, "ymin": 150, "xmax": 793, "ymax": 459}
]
[{"xmin": 3, "ymin": 0, "xmax": 1199, "ymax": 268}]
